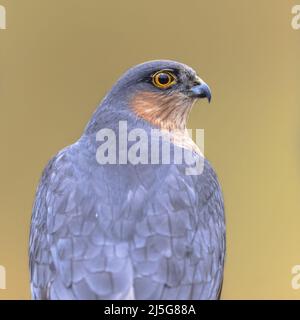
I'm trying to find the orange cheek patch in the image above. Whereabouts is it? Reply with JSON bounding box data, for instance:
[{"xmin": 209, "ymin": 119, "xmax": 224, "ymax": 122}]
[
  {"xmin": 130, "ymin": 91, "xmax": 193, "ymax": 131},
  {"xmin": 130, "ymin": 92, "xmax": 161, "ymax": 118}
]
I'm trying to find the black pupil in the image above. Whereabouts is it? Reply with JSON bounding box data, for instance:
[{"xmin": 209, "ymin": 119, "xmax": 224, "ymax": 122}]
[{"xmin": 158, "ymin": 73, "xmax": 170, "ymax": 85}]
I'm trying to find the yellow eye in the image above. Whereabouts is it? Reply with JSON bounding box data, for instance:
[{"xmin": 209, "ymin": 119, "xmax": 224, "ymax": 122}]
[{"xmin": 152, "ymin": 70, "xmax": 177, "ymax": 89}]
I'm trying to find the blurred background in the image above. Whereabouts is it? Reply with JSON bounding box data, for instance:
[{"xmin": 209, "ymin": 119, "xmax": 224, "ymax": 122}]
[{"xmin": 0, "ymin": 0, "xmax": 300, "ymax": 299}]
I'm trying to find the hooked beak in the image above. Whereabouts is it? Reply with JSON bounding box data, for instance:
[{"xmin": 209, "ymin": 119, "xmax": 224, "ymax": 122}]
[{"xmin": 188, "ymin": 78, "xmax": 212, "ymax": 103}]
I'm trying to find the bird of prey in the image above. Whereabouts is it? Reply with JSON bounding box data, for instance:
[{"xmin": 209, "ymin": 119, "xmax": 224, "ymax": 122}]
[{"xmin": 29, "ymin": 60, "xmax": 225, "ymax": 300}]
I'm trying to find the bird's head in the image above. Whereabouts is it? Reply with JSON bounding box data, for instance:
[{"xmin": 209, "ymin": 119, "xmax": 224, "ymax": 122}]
[{"xmin": 102, "ymin": 60, "xmax": 212, "ymax": 131}]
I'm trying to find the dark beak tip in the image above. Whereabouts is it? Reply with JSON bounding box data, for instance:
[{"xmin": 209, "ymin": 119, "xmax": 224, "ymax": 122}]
[{"xmin": 206, "ymin": 91, "xmax": 212, "ymax": 103}]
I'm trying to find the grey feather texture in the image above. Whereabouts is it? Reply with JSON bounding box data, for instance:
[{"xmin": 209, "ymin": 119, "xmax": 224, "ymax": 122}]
[{"xmin": 29, "ymin": 60, "xmax": 225, "ymax": 300}]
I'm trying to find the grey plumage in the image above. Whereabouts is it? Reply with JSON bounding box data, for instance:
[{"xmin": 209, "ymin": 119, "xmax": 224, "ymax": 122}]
[{"xmin": 29, "ymin": 60, "xmax": 225, "ymax": 300}]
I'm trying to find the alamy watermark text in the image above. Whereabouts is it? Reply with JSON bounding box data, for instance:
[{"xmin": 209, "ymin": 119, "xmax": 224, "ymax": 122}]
[
  {"xmin": 0, "ymin": 265, "xmax": 6, "ymax": 289},
  {"xmin": 0, "ymin": 5, "xmax": 6, "ymax": 30},
  {"xmin": 292, "ymin": 5, "xmax": 300, "ymax": 30}
]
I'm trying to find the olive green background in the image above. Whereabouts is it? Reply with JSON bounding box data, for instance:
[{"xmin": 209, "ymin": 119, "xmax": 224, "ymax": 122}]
[{"xmin": 0, "ymin": 0, "xmax": 300, "ymax": 299}]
